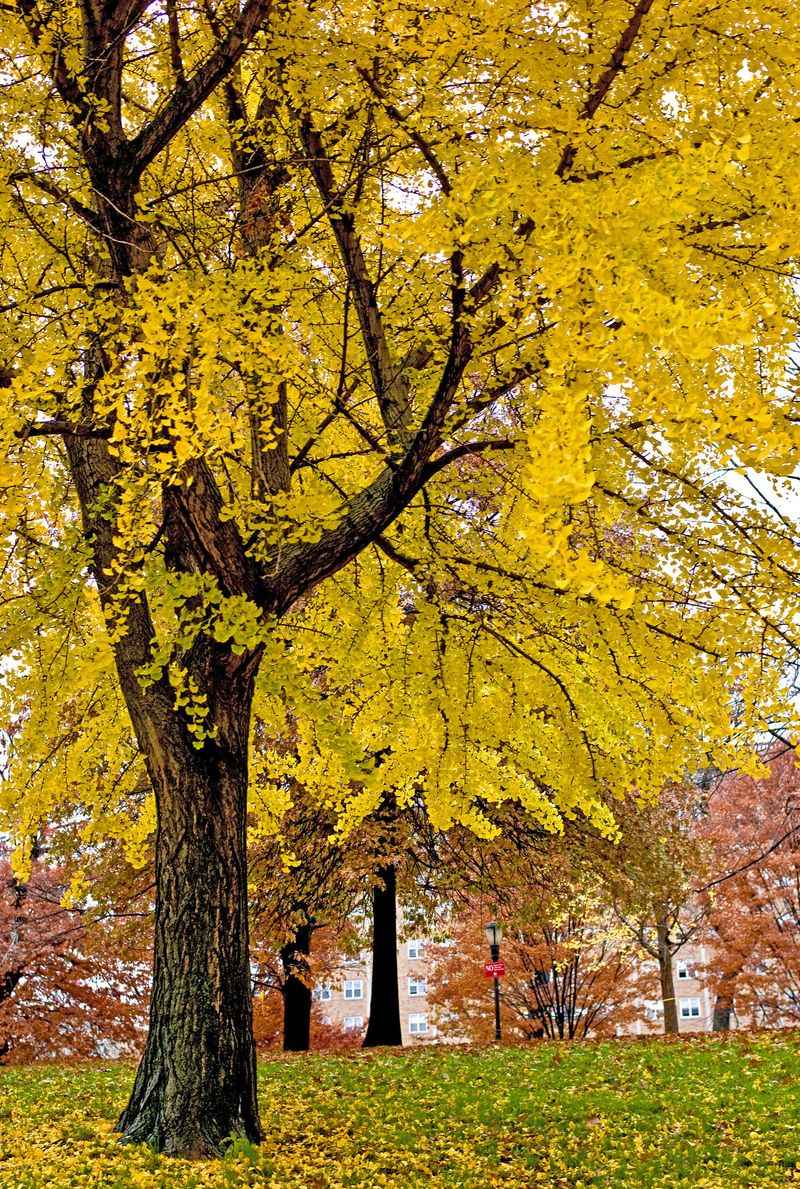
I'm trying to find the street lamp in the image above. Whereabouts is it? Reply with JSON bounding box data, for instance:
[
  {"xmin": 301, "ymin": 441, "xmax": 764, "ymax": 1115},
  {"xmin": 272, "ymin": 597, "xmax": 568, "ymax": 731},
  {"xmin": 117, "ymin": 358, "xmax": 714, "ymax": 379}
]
[{"xmin": 484, "ymin": 921, "xmax": 504, "ymax": 1040}]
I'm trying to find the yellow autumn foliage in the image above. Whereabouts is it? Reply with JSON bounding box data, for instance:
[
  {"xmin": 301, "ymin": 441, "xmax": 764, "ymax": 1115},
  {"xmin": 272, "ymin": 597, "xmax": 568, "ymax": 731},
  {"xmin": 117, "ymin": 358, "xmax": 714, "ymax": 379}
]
[{"xmin": 0, "ymin": 0, "xmax": 799, "ymax": 858}]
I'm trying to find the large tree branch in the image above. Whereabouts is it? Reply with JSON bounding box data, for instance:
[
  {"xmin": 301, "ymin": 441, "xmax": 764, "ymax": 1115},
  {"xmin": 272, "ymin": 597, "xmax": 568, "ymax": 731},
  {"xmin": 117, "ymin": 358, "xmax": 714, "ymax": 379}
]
[
  {"xmin": 16, "ymin": 420, "xmax": 112, "ymax": 440},
  {"xmin": 418, "ymin": 437, "xmax": 516, "ymax": 482},
  {"xmin": 268, "ymin": 325, "xmax": 472, "ymax": 612},
  {"xmin": 127, "ymin": 0, "xmax": 273, "ymax": 178},
  {"xmin": 15, "ymin": 0, "xmax": 90, "ymax": 119},
  {"xmin": 468, "ymin": 0, "xmax": 657, "ymax": 308},
  {"xmin": 298, "ymin": 114, "xmax": 414, "ymax": 449},
  {"xmin": 356, "ymin": 68, "xmax": 451, "ymax": 195},
  {"xmin": 163, "ymin": 459, "xmax": 259, "ymax": 600},
  {"xmin": 9, "ymin": 171, "xmax": 103, "ymax": 234},
  {"xmin": 556, "ymin": 0, "xmax": 657, "ymax": 178},
  {"xmin": 223, "ymin": 81, "xmax": 293, "ymax": 497}
]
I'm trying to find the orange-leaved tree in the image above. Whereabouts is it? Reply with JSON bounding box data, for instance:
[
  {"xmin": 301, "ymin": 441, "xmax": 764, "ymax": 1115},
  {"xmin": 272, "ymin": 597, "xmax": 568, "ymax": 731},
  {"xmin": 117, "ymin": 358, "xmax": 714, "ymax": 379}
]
[
  {"xmin": 0, "ymin": 841, "xmax": 150, "ymax": 1062},
  {"xmin": 698, "ymin": 745, "xmax": 800, "ymax": 1029}
]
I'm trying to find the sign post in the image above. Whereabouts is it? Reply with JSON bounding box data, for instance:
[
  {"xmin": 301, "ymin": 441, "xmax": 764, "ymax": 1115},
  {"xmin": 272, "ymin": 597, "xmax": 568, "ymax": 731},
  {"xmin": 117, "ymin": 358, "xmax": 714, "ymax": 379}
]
[{"xmin": 483, "ymin": 921, "xmax": 504, "ymax": 1041}]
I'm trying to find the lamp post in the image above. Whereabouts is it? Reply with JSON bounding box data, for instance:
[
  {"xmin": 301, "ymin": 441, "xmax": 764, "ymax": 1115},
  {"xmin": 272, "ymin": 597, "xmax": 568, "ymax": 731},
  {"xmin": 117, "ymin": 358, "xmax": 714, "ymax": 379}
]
[{"xmin": 484, "ymin": 921, "xmax": 504, "ymax": 1041}]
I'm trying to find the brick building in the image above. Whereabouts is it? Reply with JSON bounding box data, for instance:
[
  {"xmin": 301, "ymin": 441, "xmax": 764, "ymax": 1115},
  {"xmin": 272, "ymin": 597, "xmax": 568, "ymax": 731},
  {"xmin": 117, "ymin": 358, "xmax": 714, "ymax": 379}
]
[
  {"xmin": 628, "ymin": 944, "xmax": 718, "ymax": 1035},
  {"xmin": 316, "ymin": 927, "xmax": 748, "ymax": 1042},
  {"xmin": 314, "ymin": 913, "xmax": 435, "ymax": 1043}
]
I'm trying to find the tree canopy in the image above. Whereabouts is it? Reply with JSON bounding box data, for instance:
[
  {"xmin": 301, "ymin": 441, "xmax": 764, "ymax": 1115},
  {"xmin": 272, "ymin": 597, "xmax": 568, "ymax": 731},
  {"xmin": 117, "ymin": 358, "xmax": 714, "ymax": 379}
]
[{"xmin": 2, "ymin": 0, "xmax": 800, "ymax": 851}]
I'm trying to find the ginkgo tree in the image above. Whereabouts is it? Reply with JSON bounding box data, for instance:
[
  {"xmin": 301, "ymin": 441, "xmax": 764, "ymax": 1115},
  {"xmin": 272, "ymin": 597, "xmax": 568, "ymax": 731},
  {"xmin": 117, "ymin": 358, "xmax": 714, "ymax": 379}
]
[{"xmin": 2, "ymin": 0, "xmax": 800, "ymax": 1158}]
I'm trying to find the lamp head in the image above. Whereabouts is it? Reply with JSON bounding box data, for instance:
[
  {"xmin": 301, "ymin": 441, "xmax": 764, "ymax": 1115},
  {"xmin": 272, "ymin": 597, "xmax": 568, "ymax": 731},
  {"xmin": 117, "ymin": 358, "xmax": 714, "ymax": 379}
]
[{"xmin": 484, "ymin": 921, "xmax": 503, "ymax": 946}]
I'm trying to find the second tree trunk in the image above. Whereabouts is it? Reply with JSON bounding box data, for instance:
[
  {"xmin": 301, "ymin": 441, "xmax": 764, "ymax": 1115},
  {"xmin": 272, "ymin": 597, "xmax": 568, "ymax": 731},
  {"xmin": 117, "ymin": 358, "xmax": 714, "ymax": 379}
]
[
  {"xmin": 363, "ymin": 864, "xmax": 402, "ymax": 1047},
  {"xmin": 281, "ymin": 923, "xmax": 313, "ymax": 1052},
  {"xmin": 656, "ymin": 918, "xmax": 680, "ymax": 1036}
]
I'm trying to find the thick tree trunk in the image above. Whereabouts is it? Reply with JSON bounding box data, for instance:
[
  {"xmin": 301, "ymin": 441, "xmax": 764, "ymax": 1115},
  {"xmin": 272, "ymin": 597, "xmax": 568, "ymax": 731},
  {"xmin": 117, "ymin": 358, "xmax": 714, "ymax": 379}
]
[
  {"xmin": 63, "ymin": 304, "xmax": 264, "ymax": 1157},
  {"xmin": 281, "ymin": 923, "xmax": 312, "ymax": 1052},
  {"xmin": 363, "ymin": 863, "xmax": 402, "ymax": 1048},
  {"xmin": 656, "ymin": 918, "xmax": 679, "ymax": 1035},
  {"xmin": 117, "ymin": 674, "xmax": 260, "ymax": 1157}
]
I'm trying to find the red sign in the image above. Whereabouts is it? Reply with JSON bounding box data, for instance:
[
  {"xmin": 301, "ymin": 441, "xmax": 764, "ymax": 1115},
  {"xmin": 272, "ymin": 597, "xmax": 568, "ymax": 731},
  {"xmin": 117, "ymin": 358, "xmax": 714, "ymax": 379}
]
[{"xmin": 483, "ymin": 959, "xmax": 505, "ymax": 978}]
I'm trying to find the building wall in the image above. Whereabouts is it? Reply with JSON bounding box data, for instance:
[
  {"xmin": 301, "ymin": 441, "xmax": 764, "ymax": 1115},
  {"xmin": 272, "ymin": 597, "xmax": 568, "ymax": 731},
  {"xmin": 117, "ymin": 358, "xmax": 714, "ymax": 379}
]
[
  {"xmin": 315, "ymin": 912, "xmax": 435, "ymax": 1042},
  {"xmin": 318, "ymin": 930, "xmax": 744, "ymax": 1043},
  {"xmin": 629, "ymin": 944, "xmax": 724, "ymax": 1036},
  {"xmin": 673, "ymin": 945, "xmax": 716, "ymax": 1032}
]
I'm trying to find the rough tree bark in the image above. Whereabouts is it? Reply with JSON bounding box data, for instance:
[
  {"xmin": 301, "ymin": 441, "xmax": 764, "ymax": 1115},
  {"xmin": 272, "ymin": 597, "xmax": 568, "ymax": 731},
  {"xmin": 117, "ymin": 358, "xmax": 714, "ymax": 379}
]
[
  {"xmin": 116, "ymin": 664, "xmax": 260, "ymax": 1155},
  {"xmin": 65, "ymin": 394, "xmax": 263, "ymax": 1154},
  {"xmin": 281, "ymin": 923, "xmax": 313, "ymax": 1052},
  {"xmin": 708, "ymin": 920, "xmax": 743, "ymax": 1033},
  {"xmin": 363, "ymin": 863, "xmax": 402, "ymax": 1047},
  {"xmin": 656, "ymin": 917, "xmax": 680, "ymax": 1035},
  {"xmin": 0, "ymin": 837, "xmax": 41, "ymax": 1059}
]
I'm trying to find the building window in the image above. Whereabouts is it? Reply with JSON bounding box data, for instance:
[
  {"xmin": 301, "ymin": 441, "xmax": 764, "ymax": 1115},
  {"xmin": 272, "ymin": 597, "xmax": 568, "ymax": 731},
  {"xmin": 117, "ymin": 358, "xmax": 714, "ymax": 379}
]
[
  {"xmin": 676, "ymin": 961, "xmax": 690, "ymax": 980},
  {"xmin": 409, "ymin": 1013, "xmax": 428, "ymax": 1035},
  {"xmin": 313, "ymin": 984, "xmax": 332, "ymax": 1002},
  {"xmin": 407, "ymin": 940, "xmax": 424, "ymax": 960},
  {"xmin": 408, "ymin": 976, "xmax": 427, "ymax": 998},
  {"xmin": 679, "ymin": 997, "xmax": 701, "ymax": 1019},
  {"xmin": 343, "ymin": 979, "xmax": 364, "ymax": 1000},
  {"xmin": 344, "ymin": 1015, "xmax": 363, "ymax": 1031}
]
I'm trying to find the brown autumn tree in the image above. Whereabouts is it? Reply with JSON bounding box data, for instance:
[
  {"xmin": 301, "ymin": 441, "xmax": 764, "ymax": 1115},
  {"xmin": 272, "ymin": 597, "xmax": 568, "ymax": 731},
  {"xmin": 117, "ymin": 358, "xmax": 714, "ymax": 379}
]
[
  {"xmin": 697, "ymin": 744, "xmax": 800, "ymax": 1029},
  {"xmin": 0, "ymin": 841, "xmax": 150, "ymax": 1062},
  {"xmin": 428, "ymin": 892, "xmax": 638, "ymax": 1043},
  {"xmin": 599, "ymin": 783, "xmax": 713, "ymax": 1035},
  {"xmin": 418, "ymin": 820, "xmax": 639, "ymax": 1041}
]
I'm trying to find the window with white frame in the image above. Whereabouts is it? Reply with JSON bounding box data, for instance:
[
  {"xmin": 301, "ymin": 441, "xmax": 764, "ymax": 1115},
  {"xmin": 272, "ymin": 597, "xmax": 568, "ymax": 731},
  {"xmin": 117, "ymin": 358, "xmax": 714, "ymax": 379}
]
[
  {"xmin": 679, "ymin": 997, "xmax": 701, "ymax": 1019},
  {"xmin": 676, "ymin": 961, "xmax": 690, "ymax": 980},
  {"xmin": 344, "ymin": 1015, "xmax": 363, "ymax": 1030},
  {"xmin": 409, "ymin": 1013, "xmax": 428, "ymax": 1035},
  {"xmin": 407, "ymin": 940, "xmax": 424, "ymax": 960},
  {"xmin": 408, "ymin": 976, "xmax": 427, "ymax": 997},
  {"xmin": 313, "ymin": 984, "xmax": 332, "ymax": 1001},
  {"xmin": 343, "ymin": 979, "xmax": 364, "ymax": 1000}
]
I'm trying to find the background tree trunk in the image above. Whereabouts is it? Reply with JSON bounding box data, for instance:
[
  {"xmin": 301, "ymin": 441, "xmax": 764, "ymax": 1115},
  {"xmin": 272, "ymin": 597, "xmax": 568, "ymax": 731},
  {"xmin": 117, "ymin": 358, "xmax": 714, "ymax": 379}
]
[
  {"xmin": 656, "ymin": 918, "xmax": 680, "ymax": 1035},
  {"xmin": 281, "ymin": 923, "xmax": 312, "ymax": 1052},
  {"xmin": 117, "ymin": 670, "xmax": 260, "ymax": 1156},
  {"xmin": 712, "ymin": 988, "xmax": 734, "ymax": 1031},
  {"xmin": 363, "ymin": 863, "xmax": 402, "ymax": 1047}
]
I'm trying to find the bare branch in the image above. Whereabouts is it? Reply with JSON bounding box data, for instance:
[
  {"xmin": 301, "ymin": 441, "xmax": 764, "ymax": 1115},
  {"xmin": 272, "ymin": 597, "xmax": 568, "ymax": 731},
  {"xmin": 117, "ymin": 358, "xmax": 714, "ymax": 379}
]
[
  {"xmin": 165, "ymin": 0, "xmax": 186, "ymax": 87},
  {"xmin": 297, "ymin": 114, "xmax": 414, "ymax": 447},
  {"xmin": 419, "ymin": 437, "xmax": 516, "ymax": 482},
  {"xmin": 557, "ymin": 0, "xmax": 657, "ymax": 178},
  {"xmin": 9, "ymin": 171, "xmax": 103, "ymax": 234},
  {"xmin": 16, "ymin": 420, "xmax": 112, "ymax": 440},
  {"xmin": 128, "ymin": 0, "xmax": 273, "ymax": 177},
  {"xmin": 356, "ymin": 68, "xmax": 451, "ymax": 195}
]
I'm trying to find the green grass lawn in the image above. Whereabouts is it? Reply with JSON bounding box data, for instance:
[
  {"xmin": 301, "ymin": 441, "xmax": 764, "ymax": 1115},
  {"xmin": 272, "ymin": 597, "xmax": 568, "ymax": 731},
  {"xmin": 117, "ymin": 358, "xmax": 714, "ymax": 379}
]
[{"xmin": 0, "ymin": 1033, "xmax": 799, "ymax": 1187}]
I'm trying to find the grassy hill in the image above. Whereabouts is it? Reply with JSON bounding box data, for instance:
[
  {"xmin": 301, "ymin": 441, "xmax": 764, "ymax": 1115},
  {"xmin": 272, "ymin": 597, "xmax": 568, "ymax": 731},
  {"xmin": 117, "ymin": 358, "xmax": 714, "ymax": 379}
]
[{"xmin": 1, "ymin": 1033, "xmax": 799, "ymax": 1187}]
